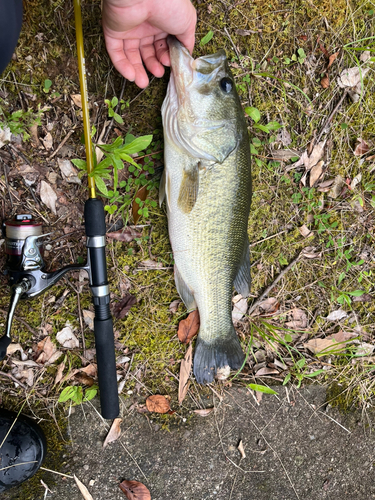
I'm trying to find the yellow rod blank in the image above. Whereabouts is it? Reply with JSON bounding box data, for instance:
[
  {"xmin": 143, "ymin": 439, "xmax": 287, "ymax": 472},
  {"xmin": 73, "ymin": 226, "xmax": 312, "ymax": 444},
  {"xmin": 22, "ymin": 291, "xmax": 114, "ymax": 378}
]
[{"xmin": 73, "ymin": 0, "xmax": 96, "ymax": 199}]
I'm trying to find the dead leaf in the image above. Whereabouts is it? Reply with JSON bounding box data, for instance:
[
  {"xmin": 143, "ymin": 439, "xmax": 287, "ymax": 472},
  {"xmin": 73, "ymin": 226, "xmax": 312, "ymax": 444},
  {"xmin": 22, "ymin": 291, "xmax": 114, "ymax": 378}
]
[
  {"xmin": 337, "ymin": 66, "xmax": 369, "ymax": 89},
  {"xmin": 57, "ymin": 158, "xmax": 81, "ymax": 184},
  {"xmin": 285, "ymin": 308, "xmax": 308, "ymax": 329},
  {"xmin": 304, "ymin": 338, "xmax": 338, "ymax": 354},
  {"xmin": 119, "ymin": 480, "xmax": 151, "ymax": 500},
  {"xmin": 352, "ymin": 293, "xmax": 373, "ymax": 303},
  {"xmin": 216, "ymin": 365, "xmax": 230, "ymax": 380},
  {"xmin": 146, "ymin": 395, "xmax": 171, "ymax": 414},
  {"xmin": 132, "ymin": 185, "xmax": 149, "ymax": 225},
  {"xmin": 309, "ymin": 160, "xmax": 325, "ymax": 187},
  {"xmin": 80, "ymin": 364, "xmax": 97, "ymax": 377},
  {"xmin": 257, "ymin": 297, "xmax": 280, "ymax": 316},
  {"xmin": 103, "ymin": 417, "xmax": 123, "ymax": 448},
  {"xmin": 298, "ymin": 224, "xmax": 313, "ymax": 238},
  {"xmin": 360, "ymin": 50, "xmax": 371, "ymax": 63},
  {"xmin": 317, "ymin": 178, "xmax": 334, "ymax": 192},
  {"xmin": 177, "ymin": 310, "xmax": 200, "ymax": 344},
  {"xmin": 329, "ymin": 331, "xmax": 357, "ymax": 343},
  {"xmin": 71, "ymin": 94, "xmax": 82, "ymax": 108},
  {"xmin": 42, "ymin": 132, "xmax": 53, "ymax": 151},
  {"xmin": 301, "ymin": 246, "xmax": 321, "ymax": 259},
  {"xmin": 238, "ymin": 440, "xmax": 246, "ymax": 459},
  {"xmin": 0, "ymin": 125, "xmax": 11, "ymax": 147},
  {"xmin": 74, "ymin": 372, "xmax": 95, "ymax": 386},
  {"xmin": 328, "ymin": 175, "xmax": 345, "ymax": 198},
  {"xmin": 270, "ymin": 148, "xmax": 300, "ymax": 161},
  {"xmin": 113, "ymin": 294, "xmax": 137, "ymax": 320},
  {"xmin": 193, "ymin": 408, "xmax": 214, "ymax": 417},
  {"xmin": 107, "ymin": 227, "xmax": 142, "ymax": 242},
  {"xmin": 327, "ymin": 51, "xmax": 339, "ymax": 70},
  {"xmin": 7, "ymin": 343, "xmax": 23, "ymax": 355},
  {"xmin": 11, "ymin": 359, "xmax": 39, "ymax": 368},
  {"xmin": 350, "ymin": 173, "xmax": 362, "ymax": 189},
  {"xmin": 232, "ymin": 296, "xmax": 248, "ymax": 321},
  {"xmin": 179, "ymin": 343, "xmax": 193, "ymax": 404},
  {"xmin": 40, "ymin": 180, "xmax": 57, "ymax": 214},
  {"xmin": 320, "ymin": 75, "xmax": 329, "ymax": 88},
  {"xmin": 293, "ymin": 140, "xmax": 326, "ymax": 171},
  {"xmin": 276, "ymin": 128, "xmax": 292, "ymax": 146},
  {"xmin": 355, "ymin": 342, "xmax": 375, "ymax": 357},
  {"xmin": 54, "ymin": 359, "xmax": 65, "ymax": 385},
  {"xmin": 74, "ymin": 475, "xmax": 94, "ymax": 500},
  {"xmin": 325, "ymin": 309, "xmax": 348, "ymax": 322},
  {"xmin": 83, "ymin": 310, "xmax": 95, "ymax": 330},
  {"xmin": 169, "ymin": 299, "xmax": 181, "ymax": 314},
  {"xmin": 255, "ymin": 366, "xmax": 280, "ymax": 376},
  {"xmin": 354, "ymin": 138, "xmax": 370, "ymax": 156},
  {"xmin": 56, "ymin": 326, "xmax": 79, "ymax": 349}
]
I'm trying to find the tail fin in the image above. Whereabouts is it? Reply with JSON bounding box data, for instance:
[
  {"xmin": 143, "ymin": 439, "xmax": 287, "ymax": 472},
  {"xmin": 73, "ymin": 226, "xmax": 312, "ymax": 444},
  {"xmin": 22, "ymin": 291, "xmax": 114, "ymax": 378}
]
[{"xmin": 193, "ymin": 327, "xmax": 245, "ymax": 384}]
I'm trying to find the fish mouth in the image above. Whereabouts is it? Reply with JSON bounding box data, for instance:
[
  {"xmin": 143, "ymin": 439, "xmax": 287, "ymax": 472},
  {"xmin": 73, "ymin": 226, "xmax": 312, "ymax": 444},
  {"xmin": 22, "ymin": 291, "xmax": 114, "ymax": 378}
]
[{"xmin": 167, "ymin": 36, "xmax": 227, "ymax": 102}]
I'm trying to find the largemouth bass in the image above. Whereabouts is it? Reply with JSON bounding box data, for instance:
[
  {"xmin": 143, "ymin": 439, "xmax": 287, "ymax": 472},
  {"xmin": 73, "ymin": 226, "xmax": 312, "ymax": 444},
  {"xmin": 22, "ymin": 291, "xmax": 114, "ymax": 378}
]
[{"xmin": 161, "ymin": 36, "xmax": 252, "ymax": 384}]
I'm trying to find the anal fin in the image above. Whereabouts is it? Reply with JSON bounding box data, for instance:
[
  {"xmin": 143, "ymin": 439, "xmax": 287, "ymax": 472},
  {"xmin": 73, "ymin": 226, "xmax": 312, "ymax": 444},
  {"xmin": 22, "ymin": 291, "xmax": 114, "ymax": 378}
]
[
  {"xmin": 174, "ymin": 265, "xmax": 196, "ymax": 311},
  {"xmin": 234, "ymin": 236, "xmax": 251, "ymax": 297}
]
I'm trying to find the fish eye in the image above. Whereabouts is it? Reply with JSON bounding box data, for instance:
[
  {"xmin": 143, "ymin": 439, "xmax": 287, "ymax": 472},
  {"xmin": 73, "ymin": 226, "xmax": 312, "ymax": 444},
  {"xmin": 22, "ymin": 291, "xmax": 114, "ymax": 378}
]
[{"xmin": 219, "ymin": 77, "xmax": 233, "ymax": 93}]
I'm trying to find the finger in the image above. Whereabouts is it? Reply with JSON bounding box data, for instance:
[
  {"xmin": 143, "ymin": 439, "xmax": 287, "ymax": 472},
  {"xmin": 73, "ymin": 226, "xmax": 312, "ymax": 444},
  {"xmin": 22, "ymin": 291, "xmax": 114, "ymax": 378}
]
[
  {"xmin": 123, "ymin": 39, "xmax": 150, "ymax": 88},
  {"xmin": 154, "ymin": 36, "xmax": 170, "ymax": 67},
  {"xmin": 104, "ymin": 35, "xmax": 136, "ymax": 82},
  {"xmin": 140, "ymin": 38, "xmax": 165, "ymax": 78}
]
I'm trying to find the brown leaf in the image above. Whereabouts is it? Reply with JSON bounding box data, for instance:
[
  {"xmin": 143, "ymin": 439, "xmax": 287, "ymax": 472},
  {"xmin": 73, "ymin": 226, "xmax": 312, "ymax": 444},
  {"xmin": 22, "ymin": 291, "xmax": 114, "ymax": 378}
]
[
  {"xmin": 298, "ymin": 224, "xmax": 313, "ymax": 238},
  {"xmin": 177, "ymin": 310, "xmax": 200, "ymax": 344},
  {"xmin": 80, "ymin": 364, "xmax": 97, "ymax": 377},
  {"xmin": 146, "ymin": 395, "xmax": 171, "ymax": 414},
  {"xmin": 255, "ymin": 366, "xmax": 280, "ymax": 376},
  {"xmin": 270, "ymin": 149, "xmax": 301, "ymax": 161},
  {"xmin": 113, "ymin": 294, "xmax": 137, "ymax": 320},
  {"xmin": 139, "ymin": 259, "xmax": 163, "ymax": 269},
  {"xmin": 193, "ymin": 408, "xmax": 214, "ymax": 417},
  {"xmin": 169, "ymin": 299, "xmax": 181, "ymax": 314},
  {"xmin": 320, "ymin": 75, "xmax": 330, "ymax": 88},
  {"xmin": 338, "ymin": 66, "xmax": 370, "ymax": 89},
  {"xmin": 352, "ymin": 293, "xmax": 373, "ymax": 303},
  {"xmin": 179, "ymin": 343, "xmax": 193, "ymax": 404},
  {"xmin": 285, "ymin": 308, "xmax": 308, "ymax": 329},
  {"xmin": 40, "ymin": 180, "xmax": 57, "ymax": 214},
  {"xmin": 309, "ymin": 160, "xmax": 325, "ymax": 187},
  {"xmin": 258, "ymin": 298, "xmax": 280, "ymax": 315},
  {"xmin": 354, "ymin": 138, "xmax": 370, "ymax": 156},
  {"xmin": 107, "ymin": 228, "xmax": 142, "ymax": 242},
  {"xmin": 328, "ymin": 175, "xmax": 345, "ymax": 199},
  {"xmin": 103, "ymin": 417, "xmax": 122, "ymax": 448},
  {"xmin": 54, "ymin": 359, "xmax": 66, "ymax": 385},
  {"xmin": 304, "ymin": 337, "xmax": 345, "ymax": 354},
  {"xmin": 132, "ymin": 185, "xmax": 149, "ymax": 225},
  {"xmin": 71, "ymin": 94, "xmax": 82, "ymax": 108},
  {"xmin": 74, "ymin": 372, "xmax": 95, "ymax": 386},
  {"xmin": 327, "ymin": 51, "xmax": 339, "ymax": 70},
  {"xmin": 119, "ymin": 480, "xmax": 151, "ymax": 500}
]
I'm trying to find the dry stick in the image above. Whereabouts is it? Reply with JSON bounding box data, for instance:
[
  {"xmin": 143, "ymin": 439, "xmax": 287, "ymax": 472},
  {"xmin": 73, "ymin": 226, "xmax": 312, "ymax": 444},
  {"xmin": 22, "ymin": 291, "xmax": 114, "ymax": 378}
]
[
  {"xmin": 0, "ymin": 370, "xmax": 28, "ymax": 390},
  {"xmin": 248, "ymin": 252, "xmax": 302, "ymax": 315},
  {"xmin": 0, "ymin": 158, "xmax": 13, "ymax": 208},
  {"xmin": 49, "ymin": 126, "xmax": 77, "ymax": 160},
  {"xmin": 249, "ymin": 230, "xmax": 287, "ymax": 248},
  {"xmin": 315, "ymin": 89, "xmax": 349, "ymax": 145}
]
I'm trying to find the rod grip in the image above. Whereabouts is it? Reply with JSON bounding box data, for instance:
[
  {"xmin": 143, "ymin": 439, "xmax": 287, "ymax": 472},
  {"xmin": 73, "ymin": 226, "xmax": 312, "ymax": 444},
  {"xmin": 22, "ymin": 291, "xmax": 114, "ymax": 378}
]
[
  {"xmin": 94, "ymin": 316, "xmax": 119, "ymax": 419},
  {"xmin": 0, "ymin": 336, "xmax": 11, "ymax": 361}
]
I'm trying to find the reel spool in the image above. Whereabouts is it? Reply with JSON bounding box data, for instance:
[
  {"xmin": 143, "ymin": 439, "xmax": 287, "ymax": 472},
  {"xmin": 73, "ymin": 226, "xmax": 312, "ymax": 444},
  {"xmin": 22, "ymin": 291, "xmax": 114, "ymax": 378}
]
[{"xmin": 3, "ymin": 215, "xmax": 43, "ymax": 269}]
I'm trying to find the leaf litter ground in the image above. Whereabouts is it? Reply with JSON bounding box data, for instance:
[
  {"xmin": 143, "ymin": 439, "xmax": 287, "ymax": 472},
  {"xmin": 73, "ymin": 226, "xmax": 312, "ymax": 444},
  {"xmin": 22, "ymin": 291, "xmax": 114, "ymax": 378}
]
[{"xmin": 0, "ymin": 0, "xmax": 375, "ymax": 497}]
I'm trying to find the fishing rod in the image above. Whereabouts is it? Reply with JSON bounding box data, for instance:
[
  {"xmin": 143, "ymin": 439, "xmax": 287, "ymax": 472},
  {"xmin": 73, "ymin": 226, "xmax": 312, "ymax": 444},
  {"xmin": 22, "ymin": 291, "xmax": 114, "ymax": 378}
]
[{"xmin": 0, "ymin": 0, "xmax": 119, "ymax": 420}]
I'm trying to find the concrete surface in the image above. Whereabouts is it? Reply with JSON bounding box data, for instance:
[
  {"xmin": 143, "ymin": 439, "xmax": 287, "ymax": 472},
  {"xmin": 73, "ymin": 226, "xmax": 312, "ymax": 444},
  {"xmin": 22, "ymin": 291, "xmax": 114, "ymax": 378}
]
[{"xmin": 4, "ymin": 385, "xmax": 375, "ymax": 499}]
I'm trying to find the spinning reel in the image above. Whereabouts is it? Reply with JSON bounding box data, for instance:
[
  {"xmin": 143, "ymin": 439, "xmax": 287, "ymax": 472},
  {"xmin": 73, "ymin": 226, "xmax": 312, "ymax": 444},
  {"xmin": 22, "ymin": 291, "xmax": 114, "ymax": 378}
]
[{"xmin": 0, "ymin": 214, "xmax": 89, "ymax": 358}]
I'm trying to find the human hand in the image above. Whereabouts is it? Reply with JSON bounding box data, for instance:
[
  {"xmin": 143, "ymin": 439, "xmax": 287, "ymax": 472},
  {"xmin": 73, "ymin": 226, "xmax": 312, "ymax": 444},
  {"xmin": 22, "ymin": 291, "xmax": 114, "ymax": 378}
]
[{"xmin": 102, "ymin": 0, "xmax": 197, "ymax": 88}]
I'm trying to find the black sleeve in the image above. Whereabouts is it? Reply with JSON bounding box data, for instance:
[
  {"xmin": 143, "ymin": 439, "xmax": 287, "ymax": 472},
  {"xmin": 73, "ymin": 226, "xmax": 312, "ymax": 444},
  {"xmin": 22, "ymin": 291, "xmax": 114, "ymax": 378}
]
[{"xmin": 0, "ymin": 0, "xmax": 23, "ymax": 75}]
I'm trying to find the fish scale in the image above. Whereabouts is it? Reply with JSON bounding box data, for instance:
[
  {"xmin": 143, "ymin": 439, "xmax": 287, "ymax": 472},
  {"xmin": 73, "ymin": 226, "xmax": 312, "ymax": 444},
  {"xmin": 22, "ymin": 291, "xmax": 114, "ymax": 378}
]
[{"xmin": 161, "ymin": 36, "xmax": 252, "ymax": 384}]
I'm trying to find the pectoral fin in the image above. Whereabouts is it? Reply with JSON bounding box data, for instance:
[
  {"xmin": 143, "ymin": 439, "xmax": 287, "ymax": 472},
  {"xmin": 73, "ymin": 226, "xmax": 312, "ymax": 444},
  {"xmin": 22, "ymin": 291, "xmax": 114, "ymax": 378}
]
[
  {"xmin": 177, "ymin": 163, "xmax": 199, "ymax": 213},
  {"xmin": 234, "ymin": 237, "xmax": 251, "ymax": 297}
]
